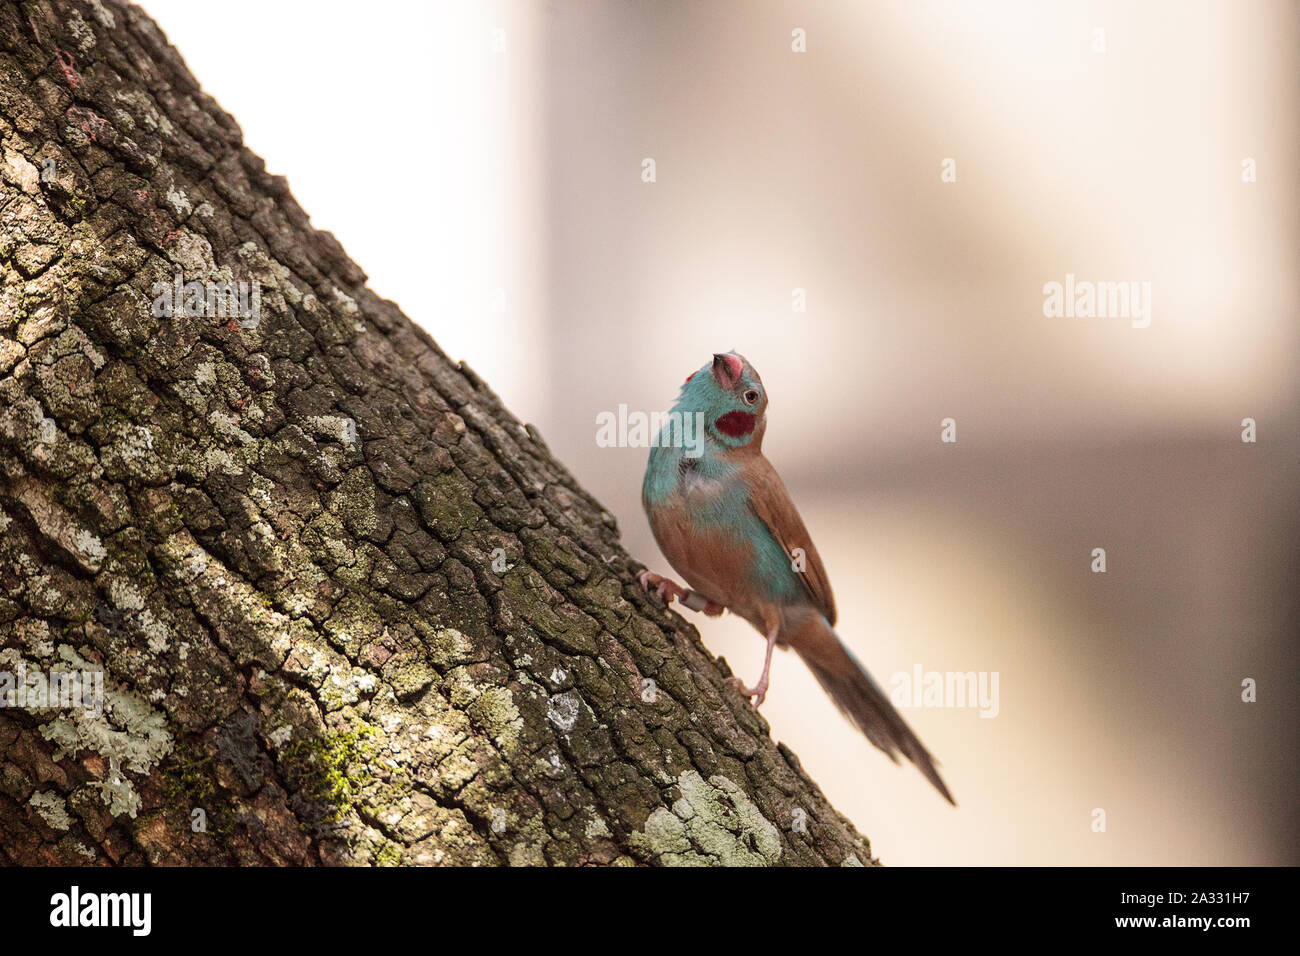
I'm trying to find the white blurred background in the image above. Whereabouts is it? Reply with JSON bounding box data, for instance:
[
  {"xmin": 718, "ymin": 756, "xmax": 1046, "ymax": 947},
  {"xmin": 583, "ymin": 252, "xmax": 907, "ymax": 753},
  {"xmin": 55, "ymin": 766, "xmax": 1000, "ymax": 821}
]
[{"xmin": 145, "ymin": 0, "xmax": 1299, "ymax": 865}]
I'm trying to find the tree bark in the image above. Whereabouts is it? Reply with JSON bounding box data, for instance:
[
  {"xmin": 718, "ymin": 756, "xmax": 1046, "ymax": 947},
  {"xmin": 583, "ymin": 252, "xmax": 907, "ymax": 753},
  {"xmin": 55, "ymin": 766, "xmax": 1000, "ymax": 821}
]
[{"xmin": 0, "ymin": 0, "xmax": 877, "ymax": 866}]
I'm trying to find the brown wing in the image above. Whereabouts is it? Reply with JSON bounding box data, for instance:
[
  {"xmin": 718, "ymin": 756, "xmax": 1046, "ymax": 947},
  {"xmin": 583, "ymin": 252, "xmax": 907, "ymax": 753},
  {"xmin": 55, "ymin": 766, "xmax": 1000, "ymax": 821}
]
[{"xmin": 742, "ymin": 455, "xmax": 837, "ymax": 626}]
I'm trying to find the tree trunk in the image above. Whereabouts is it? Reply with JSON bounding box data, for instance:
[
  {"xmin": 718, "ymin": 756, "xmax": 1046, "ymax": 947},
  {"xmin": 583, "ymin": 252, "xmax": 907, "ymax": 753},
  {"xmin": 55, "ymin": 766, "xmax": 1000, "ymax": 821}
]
[{"xmin": 0, "ymin": 0, "xmax": 876, "ymax": 866}]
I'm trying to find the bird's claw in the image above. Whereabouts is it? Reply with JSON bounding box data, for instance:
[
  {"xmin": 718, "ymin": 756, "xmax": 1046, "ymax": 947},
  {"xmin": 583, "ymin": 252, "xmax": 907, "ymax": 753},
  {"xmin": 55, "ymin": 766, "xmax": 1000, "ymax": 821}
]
[
  {"xmin": 727, "ymin": 676, "xmax": 767, "ymax": 709},
  {"xmin": 637, "ymin": 569, "xmax": 687, "ymax": 605},
  {"xmin": 637, "ymin": 571, "xmax": 727, "ymax": 617}
]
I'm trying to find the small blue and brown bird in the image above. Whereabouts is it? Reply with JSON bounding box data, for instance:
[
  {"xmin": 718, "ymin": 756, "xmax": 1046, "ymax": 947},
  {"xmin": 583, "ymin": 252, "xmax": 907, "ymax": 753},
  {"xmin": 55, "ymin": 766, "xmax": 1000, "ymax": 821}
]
[{"xmin": 640, "ymin": 351, "xmax": 955, "ymax": 804}]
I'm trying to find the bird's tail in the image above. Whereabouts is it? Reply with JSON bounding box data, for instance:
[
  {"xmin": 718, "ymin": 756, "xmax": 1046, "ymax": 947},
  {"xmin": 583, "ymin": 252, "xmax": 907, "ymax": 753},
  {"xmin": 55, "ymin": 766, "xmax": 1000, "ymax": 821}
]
[{"xmin": 789, "ymin": 613, "xmax": 956, "ymax": 805}]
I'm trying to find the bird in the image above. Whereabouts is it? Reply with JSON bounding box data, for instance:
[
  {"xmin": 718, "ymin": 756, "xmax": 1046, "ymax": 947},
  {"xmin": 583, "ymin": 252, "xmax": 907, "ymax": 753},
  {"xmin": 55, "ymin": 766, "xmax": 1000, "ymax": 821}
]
[{"xmin": 639, "ymin": 351, "xmax": 955, "ymax": 804}]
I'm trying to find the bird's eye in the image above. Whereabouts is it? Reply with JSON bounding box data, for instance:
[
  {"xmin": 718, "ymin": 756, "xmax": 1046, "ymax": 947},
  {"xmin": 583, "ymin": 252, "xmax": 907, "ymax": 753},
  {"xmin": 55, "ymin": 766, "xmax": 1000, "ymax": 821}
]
[{"xmin": 742, "ymin": 389, "xmax": 760, "ymax": 405}]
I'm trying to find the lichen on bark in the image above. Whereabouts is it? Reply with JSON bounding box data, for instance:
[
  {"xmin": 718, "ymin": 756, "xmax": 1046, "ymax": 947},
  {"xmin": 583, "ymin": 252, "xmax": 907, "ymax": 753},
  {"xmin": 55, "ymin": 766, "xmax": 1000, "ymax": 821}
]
[{"xmin": 0, "ymin": 0, "xmax": 878, "ymax": 866}]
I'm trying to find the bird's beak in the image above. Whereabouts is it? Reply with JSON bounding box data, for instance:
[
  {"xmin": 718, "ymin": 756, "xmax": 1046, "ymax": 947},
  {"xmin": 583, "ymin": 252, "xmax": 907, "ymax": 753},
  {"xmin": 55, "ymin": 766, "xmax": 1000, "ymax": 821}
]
[{"xmin": 712, "ymin": 353, "xmax": 742, "ymax": 389}]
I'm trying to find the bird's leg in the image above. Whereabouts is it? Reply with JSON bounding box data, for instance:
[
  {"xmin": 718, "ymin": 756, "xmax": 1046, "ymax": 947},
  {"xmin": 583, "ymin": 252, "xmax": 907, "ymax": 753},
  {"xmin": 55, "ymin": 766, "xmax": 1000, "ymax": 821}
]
[
  {"xmin": 638, "ymin": 571, "xmax": 727, "ymax": 616},
  {"xmin": 637, "ymin": 569, "xmax": 688, "ymax": 605},
  {"xmin": 729, "ymin": 625, "xmax": 779, "ymax": 708},
  {"xmin": 678, "ymin": 589, "xmax": 725, "ymax": 616}
]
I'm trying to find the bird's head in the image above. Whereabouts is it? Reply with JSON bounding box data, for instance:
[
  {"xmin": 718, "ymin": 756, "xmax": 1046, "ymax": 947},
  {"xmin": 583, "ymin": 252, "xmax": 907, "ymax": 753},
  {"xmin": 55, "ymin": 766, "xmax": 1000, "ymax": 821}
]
[{"xmin": 677, "ymin": 351, "xmax": 767, "ymax": 448}]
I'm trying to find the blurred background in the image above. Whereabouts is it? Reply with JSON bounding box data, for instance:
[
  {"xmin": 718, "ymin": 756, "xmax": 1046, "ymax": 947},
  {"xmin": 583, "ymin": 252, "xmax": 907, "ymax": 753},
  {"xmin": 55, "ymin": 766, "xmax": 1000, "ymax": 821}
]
[{"xmin": 146, "ymin": 0, "xmax": 1299, "ymax": 865}]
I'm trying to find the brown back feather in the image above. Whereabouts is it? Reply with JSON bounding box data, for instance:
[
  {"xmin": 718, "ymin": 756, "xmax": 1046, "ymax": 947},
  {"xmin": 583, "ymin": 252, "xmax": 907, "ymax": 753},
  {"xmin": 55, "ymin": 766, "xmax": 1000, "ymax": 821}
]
[{"xmin": 742, "ymin": 454, "xmax": 837, "ymax": 626}]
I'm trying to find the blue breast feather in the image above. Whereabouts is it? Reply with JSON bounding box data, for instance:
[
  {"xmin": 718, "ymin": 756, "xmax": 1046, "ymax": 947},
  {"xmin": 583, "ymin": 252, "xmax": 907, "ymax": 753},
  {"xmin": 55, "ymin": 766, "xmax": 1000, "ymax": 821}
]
[{"xmin": 644, "ymin": 438, "xmax": 804, "ymax": 604}]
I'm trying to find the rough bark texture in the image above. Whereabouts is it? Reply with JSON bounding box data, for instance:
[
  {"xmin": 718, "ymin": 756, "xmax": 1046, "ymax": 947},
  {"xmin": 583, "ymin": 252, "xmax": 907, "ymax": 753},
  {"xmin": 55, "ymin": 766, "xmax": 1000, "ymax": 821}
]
[{"xmin": 0, "ymin": 0, "xmax": 877, "ymax": 866}]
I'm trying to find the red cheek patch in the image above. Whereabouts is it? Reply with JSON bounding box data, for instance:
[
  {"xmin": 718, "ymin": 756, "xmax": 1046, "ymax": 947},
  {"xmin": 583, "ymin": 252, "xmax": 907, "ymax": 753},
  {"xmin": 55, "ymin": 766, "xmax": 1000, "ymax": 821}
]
[{"xmin": 714, "ymin": 411, "xmax": 756, "ymax": 437}]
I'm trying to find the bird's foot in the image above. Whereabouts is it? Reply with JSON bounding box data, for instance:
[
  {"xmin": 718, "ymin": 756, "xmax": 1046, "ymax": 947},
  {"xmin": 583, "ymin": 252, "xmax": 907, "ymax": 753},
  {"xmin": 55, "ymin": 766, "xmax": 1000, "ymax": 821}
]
[
  {"xmin": 727, "ymin": 675, "xmax": 768, "ymax": 709},
  {"xmin": 701, "ymin": 599, "xmax": 725, "ymax": 617},
  {"xmin": 637, "ymin": 569, "xmax": 688, "ymax": 605}
]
